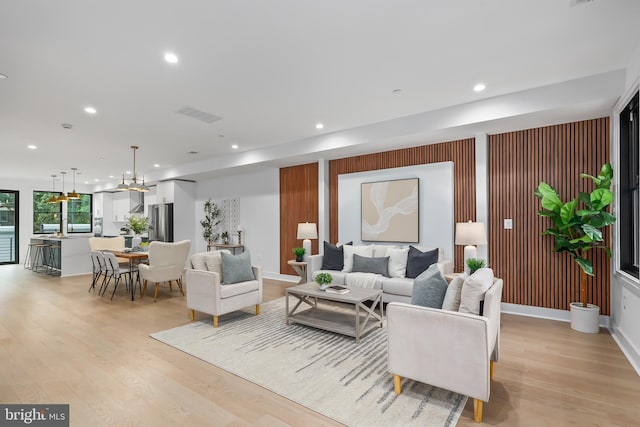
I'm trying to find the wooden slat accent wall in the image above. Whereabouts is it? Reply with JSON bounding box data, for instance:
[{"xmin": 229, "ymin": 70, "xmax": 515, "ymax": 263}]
[
  {"xmin": 329, "ymin": 138, "xmax": 476, "ymax": 272},
  {"xmin": 488, "ymin": 118, "xmax": 611, "ymax": 314},
  {"xmin": 279, "ymin": 163, "xmax": 319, "ymax": 274}
]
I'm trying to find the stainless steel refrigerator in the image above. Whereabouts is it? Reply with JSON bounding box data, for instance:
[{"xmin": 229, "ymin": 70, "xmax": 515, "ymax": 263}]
[{"xmin": 148, "ymin": 203, "xmax": 174, "ymax": 242}]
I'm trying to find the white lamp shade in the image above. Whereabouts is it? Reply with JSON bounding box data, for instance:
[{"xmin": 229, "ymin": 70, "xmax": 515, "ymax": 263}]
[
  {"xmin": 455, "ymin": 222, "xmax": 487, "ymax": 246},
  {"xmin": 297, "ymin": 222, "xmax": 318, "ymax": 240}
]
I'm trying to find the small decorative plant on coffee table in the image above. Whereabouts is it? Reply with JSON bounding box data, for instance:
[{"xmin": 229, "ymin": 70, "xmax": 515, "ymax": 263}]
[
  {"xmin": 292, "ymin": 247, "xmax": 305, "ymax": 262},
  {"xmin": 315, "ymin": 272, "xmax": 333, "ymax": 291}
]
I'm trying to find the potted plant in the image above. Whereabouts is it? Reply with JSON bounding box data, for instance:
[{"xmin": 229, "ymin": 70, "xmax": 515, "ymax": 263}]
[
  {"xmin": 200, "ymin": 199, "xmax": 221, "ymax": 247},
  {"xmin": 466, "ymin": 258, "xmax": 486, "ymax": 274},
  {"xmin": 292, "ymin": 247, "xmax": 305, "ymax": 262},
  {"xmin": 128, "ymin": 215, "xmax": 149, "ymax": 250},
  {"xmin": 315, "ymin": 272, "xmax": 333, "ymax": 291},
  {"xmin": 221, "ymin": 231, "xmax": 229, "ymax": 244},
  {"xmin": 535, "ymin": 163, "xmax": 616, "ymax": 333}
]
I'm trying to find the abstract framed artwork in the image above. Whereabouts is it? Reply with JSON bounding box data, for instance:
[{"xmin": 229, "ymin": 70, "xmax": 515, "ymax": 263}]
[{"xmin": 361, "ymin": 178, "xmax": 419, "ymax": 242}]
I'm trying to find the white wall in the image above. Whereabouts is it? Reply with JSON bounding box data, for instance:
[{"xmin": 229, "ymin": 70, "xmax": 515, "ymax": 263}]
[
  {"xmin": 195, "ymin": 168, "xmax": 280, "ymax": 276},
  {"xmin": 337, "ymin": 162, "xmax": 455, "ymax": 260},
  {"xmin": 609, "ymin": 47, "xmax": 640, "ymax": 374}
]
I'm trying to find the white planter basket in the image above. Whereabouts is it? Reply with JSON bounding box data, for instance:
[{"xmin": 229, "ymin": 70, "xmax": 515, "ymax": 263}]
[{"xmin": 570, "ymin": 302, "xmax": 600, "ymax": 334}]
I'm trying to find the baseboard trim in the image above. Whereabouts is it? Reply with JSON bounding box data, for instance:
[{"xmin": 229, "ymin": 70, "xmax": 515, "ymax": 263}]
[
  {"xmin": 263, "ymin": 272, "xmax": 299, "ymax": 283},
  {"xmin": 609, "ymin": 326, "xmax": 640, "ymax": 376},
  {"xmin": 501, "ymin": 302, "xmax": 610, "ymax": 328}
]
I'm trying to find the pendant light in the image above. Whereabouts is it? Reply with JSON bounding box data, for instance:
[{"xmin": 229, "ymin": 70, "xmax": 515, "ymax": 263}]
[
  {"xmin": 116, "ymin": 174, "xmax": 129, "ymax": 191},
  {"xmin": 57, "ymin": 171, "xmax": 69, "ymax": 202},
  {"xmin": 139, "ymin": 176, "xmax": 150, "ymax": 192},
  {"xmin": 47, "ymin": 174, "xmax": 59, "ymax": 203},
  {"xmin": 118, "ymin": 146, "xmax": 146, "ymax": 191},
  {"xmin": 67, "ymin": 167, "xmax": 80, "ymax": 199}
]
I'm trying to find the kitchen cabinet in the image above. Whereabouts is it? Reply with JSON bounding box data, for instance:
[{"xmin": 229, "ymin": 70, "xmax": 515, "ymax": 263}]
[{"xmin": 112, "ymin": 197, "xmax": 130, "ymax": 223}]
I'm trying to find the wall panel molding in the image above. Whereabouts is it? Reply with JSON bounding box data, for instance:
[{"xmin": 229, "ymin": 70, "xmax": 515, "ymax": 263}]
[{"xmin": 488, "ymin": 117, "xmax": 611, "ymax": 314}]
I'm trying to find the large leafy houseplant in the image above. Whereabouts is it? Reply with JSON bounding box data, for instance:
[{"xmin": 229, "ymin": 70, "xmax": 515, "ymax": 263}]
[
  {"xmin": 534, "ymin": 163, "xmax": 616, "ymax": 308},
  {"xmin": 200, "ymin": 199, "xmax": 221, "ymax": 245}
]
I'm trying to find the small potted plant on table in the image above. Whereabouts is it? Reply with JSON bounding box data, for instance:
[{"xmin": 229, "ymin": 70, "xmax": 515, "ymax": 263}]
[
  {"xmin": 315, "ymin": 272, "xmax": 333, "ymax": 291},
  {"xmin": 292, "ymin": 247, "xmax": 305, "ymax": 262}
]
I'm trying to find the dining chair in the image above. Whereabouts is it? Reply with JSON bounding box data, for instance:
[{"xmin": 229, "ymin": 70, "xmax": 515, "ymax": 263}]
[
  {"xmin": 88, "ymin": 251, "xmax": 105, "ymax": 292},
  {"xmin": 101, "ymin": 252, "xmax": 138, "ymax": 300},
  {"xmin": 138, "ymin": 240, "xmax": 191, "ymax": 301}
]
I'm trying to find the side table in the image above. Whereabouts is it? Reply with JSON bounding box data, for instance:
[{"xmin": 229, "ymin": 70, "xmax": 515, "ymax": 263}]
[
  {"xmin": 287, "ymin": 260, "xmax": 308, "ymax": 284},
  {"xmin": 444, "ymin": 272, "xmax": 463, "ymax": 283}
]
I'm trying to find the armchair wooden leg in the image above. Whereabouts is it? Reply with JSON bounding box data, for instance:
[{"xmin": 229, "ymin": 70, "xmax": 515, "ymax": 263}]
[
  {"xmin": 256, "ymin": 304, "xmax": 260, "ymax": 315},
  {"xmin": 473, "ymin": 399, "xmax": 484, "ymax": 423},
  {"xmin": 141, "ymin": 280, "xmax": 147, "ymax": 298},
  {"xmin": 190, "ymin": 309, "xmax": 195, "ymax": 321},
  {"xmin": 394, "ymin": 375, "xmax": 402, "ymax": 394},
  {"xmin": 169, "ymin": 281, "xmax": 173, "ymax": 291},
  {"xmin": 177, "ymin": 278, "xmax": 185, "ymax": 296},
  {"xmin": 490, "ymin": 360, "xmax": 495, "ymax": 380},
  {"xmin": 154, "ymin": 283, "xmax": 160, "ymax": 301},
  {"xmin": 213, "ymin": 316, "xmax": 219, "ymax": 328}
]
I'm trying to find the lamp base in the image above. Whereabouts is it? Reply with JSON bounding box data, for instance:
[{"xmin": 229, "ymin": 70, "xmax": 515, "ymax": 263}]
[
  {"xmin": 302, "ymin": 239, "xmax": 312, "ymax": 262},
  {"xmin": 463, "ymin": 245, "xmax": 477, "ymax": 274}
]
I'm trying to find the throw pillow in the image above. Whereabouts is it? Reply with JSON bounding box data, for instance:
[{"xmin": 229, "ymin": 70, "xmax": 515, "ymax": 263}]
[
  {"xmin": 352, "ymin": 254, "xmax": 390, "ymax": 277},
  {"xmin": 411, "ymin": 264, "xmax": 448, "ymax": 308},
  {"xmin": 204, "ymin": 252, "xmax": 224, "ymax": 277},
  {"xmin": 405, "ymin": 246, "xmax": 439, "ymax": 279},
  {"xmin": 441, "ymin": 273, "xmax": 467, "ymax": 311},
  {"xmin": 221, "ymin": 251, "xmax": 255, "ymax": 285},
  {"xmin": 190, "ymin": 253, "xmax": 208, "ymax": 271},
  {"xmin": 459, "ymin": 268, "xmax": 494, "ymax": 315},
  {"xmin": 342, "ymin": 245, "xmax": 373, "ymax": 272},
  {"xmin": 386, "ymin": 247, "xmax": 409, "ymax": 278},
  {"xmin": 321, "ymin": 241, "xmax": 345, "ymax": 271}
]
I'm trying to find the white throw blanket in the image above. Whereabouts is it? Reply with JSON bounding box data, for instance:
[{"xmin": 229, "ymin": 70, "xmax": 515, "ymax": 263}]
[{"xmin": 345, "ymin": 272, "xmax": 381, "ymax": 289}]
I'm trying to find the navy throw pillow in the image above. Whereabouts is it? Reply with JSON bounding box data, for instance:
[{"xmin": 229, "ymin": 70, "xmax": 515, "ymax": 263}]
[
  {"xmin": 405, "ymin": 246, "xmax": 439, "ymax": 279},
  {"xmin": 321, "ymin": 241, "xmax": 344, "ymax": 270}
]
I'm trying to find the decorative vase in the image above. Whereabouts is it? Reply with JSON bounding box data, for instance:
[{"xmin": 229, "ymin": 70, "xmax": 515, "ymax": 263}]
[
  {"xmin": 318, "ymin": 283, "xmax": 329, "ymax": 291},
  {"xmin": 131, "ymin": 235, "xmax": 142, "ymax": 250},
  {"xmin": 570, "ymin": 302, "xmax": 600, "ymax": 334}
]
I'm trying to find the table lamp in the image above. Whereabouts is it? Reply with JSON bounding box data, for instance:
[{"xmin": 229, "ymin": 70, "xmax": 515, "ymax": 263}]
[
  {"xmin": 297, "ymin": 222, "xmax": 318, "ymax": 261},
  {"xmin": 455, "ymin": 221, "xmax": 487, "ymax": 273}
]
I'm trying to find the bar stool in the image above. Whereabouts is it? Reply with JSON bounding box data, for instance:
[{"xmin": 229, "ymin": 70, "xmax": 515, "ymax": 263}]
[
  {"xmin": 24, "ymin": 243, "xmax": 36, "ymax": 269},
  {"xmin": 31, "ymin": 243, "xmax": 49, "ymax": 273},
  {"xmin": 46, "ymin": 244, "xmax": 61, "ymax": 276}
]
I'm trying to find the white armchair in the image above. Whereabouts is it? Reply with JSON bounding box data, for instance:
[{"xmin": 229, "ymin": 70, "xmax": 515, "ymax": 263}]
[
  {"xmin": 387, "ymin": 278, "xmax": 503, "ymax": 423},
  {"xmin": 186, "ymin": 251, "xmax": 263, "ymax": 327},
  {"xmin": 138, "ymin": 240, "xmax": 191, "ymax": 301}
]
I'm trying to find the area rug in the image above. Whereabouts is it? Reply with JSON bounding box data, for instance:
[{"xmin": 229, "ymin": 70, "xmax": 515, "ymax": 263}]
[{"xmin": 150, "ymin": 298, "xmax": 466, "ymax": 427}]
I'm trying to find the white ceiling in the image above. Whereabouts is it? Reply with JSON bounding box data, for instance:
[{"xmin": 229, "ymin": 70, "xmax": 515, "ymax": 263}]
[{"xmin": 1, "ymin": 0, "xmax": 639, "ymax": 189}]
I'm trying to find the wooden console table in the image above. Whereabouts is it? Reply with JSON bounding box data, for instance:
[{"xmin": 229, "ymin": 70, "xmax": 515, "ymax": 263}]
[{"xmin": 207, "ymin": 244, "xmax": 244, "ymax": 255}]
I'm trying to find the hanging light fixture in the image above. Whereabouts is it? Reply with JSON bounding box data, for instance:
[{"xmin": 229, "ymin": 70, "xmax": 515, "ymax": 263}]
[
  {"xmin": 67, "ymin": 167, "xmax": 80, "ymax": 199},
  {"xmin": 47, "ymin": 174, "xmax": 59, "ymax": 203},
  {"xmin": 57, "ymin": 171, "xmax": 69, "ymax": 202},
  {"xmin": 118, "ymin": 146, "xmax": 147, "ymax": 191},
  {"xmin": 139, "ymin": 176, "xmax": 150, "ymax": 192},
  {"xmin": 116, "ymin": 174, "xmax": 129, "ymax": 191}
]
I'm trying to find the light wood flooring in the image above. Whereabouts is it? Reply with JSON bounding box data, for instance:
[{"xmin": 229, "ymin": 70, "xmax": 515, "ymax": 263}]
[{"xmin": 1, "ymin": 264, "xmax": 639, "ymax": 426}]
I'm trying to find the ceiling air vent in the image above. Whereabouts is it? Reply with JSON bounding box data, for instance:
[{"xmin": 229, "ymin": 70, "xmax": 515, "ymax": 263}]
[
  {"xmin": 569, "ymin": 0, "xmax": 595, "ymax": 7},
  {"xmin": 175, "ymin": 106, "xmax": 222, "ymax": 124}
]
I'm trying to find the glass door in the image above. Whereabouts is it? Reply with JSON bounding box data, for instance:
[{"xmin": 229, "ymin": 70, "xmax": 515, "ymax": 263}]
[{"xmin": 0, "ymin": 190, "xmax": 19, "ymax": 264}]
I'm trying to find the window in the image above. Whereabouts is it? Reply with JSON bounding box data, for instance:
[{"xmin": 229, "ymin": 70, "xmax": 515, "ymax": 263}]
[
  {"xmin": 32, "ymin": 192, "xmax": 93, "ymax": 234},
  {"xmin": 67, "ymin": 194, "xmax": 92, "ymax": 233},
  {"xmin": 619, "ymin": 91, "xmax": 639, "ymax": 279},
  {"xmin": 33, "ymin": 191, "xmax": 62, "ymax": 233}
]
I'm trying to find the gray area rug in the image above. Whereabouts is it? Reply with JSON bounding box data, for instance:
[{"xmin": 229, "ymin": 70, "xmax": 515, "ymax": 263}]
[{"xmin": 150, "ymin": 298, "xmax": 466, "ymax": 427}]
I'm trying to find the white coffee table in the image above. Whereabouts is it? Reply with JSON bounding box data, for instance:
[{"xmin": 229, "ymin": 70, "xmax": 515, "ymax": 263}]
[{"xmin": 285, "ymin": 283, "xmax": 384, "ymax": 343}]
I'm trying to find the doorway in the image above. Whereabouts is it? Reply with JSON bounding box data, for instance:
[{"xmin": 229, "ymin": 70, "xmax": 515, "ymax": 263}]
[{"xmin": 0, "ymin": 190, "xmax": 19, "ymax": 264}]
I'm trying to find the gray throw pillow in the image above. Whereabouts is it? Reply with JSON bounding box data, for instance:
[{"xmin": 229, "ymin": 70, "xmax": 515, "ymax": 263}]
[
  {"xmin": 321, "ymin": 241, "xmax": 346, "ymax": 271},
  {"xmin": 411, "ymin": 264, "xmax": 448, "ymax": 308},
  {"xmin": 221, "ymin": 251, "xmax": 255, "ymax": 284},
  {"xmin": 405, "ymin": 246, "xmax": 439, "ymax": 279},
  {"xmin": 352, "ymin": 253, "xmax": 389, "ymax": 277}
]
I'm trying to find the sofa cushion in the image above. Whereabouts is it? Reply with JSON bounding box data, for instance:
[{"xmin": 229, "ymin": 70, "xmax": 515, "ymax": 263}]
[
  {"xmin": 312, "ymin": 270, "xmax": 347, "ymax": 285},
  {"xmin": 411, "ymin": 264, "xmax": 448, "ymax": 308},
  {"xmin": 221, "ymin": 251, "xmax": 255, "ymax": 285},
  {"xmin": 321, "ymin": 241, "xmax": 344, "ymax": 271},
  {"xmin": 386, "ymin": 247, "xmax": 409, "ymax": 278},
  {"xmin": 343, "ymin": 245, "xmax": 373, "ymax": 272},
  {"xmin": 459, "ymin": 268, "xmax": 494, "ymax": 315},
  {"xmin": 381, "ymin": 277, "xmax": 415, "ymax": 297},
  {"xmin": 219, "ymin": 279, "xmax": 260, "ymax": 298},
  {"xmin": 190, "ymin": 253, "xmax": 208, "ymax": 271},
  {"xmin": 441, "ymin": 273, "xmax": 466, "ymax": 311},
  {"xmin": 371, "ymin": 244, "xmax": 394, "ymax": 258},
  {"xmin": 352, "ymin": 254, "xmax": 389, "ymax": 277},
  {"xmin": 412, "ymin": 245, "xmax": 443, "ymax": 262},
  {"xmin": 405, "ymin": 246, "xmax": 439, "ymax": 279}
]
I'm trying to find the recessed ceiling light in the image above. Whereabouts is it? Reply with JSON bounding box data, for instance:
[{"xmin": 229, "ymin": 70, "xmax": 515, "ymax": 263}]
[
  {"xmin": 27, "ymin": 145, "xmax": 37, "ymax": 150},
  {"xmin": 164, "ymin": 52, "xmax": 179, "ymax": 64},
  {"xmin": 84, "ymin": 181, "xmax": 89, "ymax": 184},
  {"xmin": 473, "ymin": 83, "xmax": 486, "ymax": 92},
  {"xmin": 108, "ymin": 175, "xmax": 114, "ymax": 178},
  {"xmin": 153, "ymin": 164, "xmax": 160, "ymax": 168},
  {"xmin": 315, "ymin": 123, "xmax": 324, "ymax": 129},
  {"xmin": 0, "ymin": 74, "xmax": 7, "ymax": 79},
  {"xmin": 231, "ymin": 144, "xmax": 239, "ymax": 149},
  {"xmin": 126, "ymin": 170, "xmax": 131, "ymax": 174},
  {"xmin": 84, "ymin": 106, "xmax": 97, "ymax": 114},
  {"xmin": 93, "ymin": 178, "xmax": 99, "ymax": 182}
]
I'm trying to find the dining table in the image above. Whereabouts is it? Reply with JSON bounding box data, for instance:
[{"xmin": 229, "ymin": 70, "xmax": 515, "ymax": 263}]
[{"xmin": 110, "ymin": 250, "xmax": 149, "ymax": 301}]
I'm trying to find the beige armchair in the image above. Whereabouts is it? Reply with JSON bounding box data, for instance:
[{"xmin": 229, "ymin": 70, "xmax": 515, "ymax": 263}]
[
  {"xmin": 387, "ymin": 278, "xmax": 503, "ymax": 423},
  {"xmin": 186, "ymin": 251, "xmax": 263, "ymax": 327},
  {"xmin": 138, "ymin": 240, "xmax": 191, "ymax": 301}
]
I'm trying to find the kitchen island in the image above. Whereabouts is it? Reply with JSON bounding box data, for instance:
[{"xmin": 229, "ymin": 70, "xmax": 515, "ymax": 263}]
[{"xmin": 29, "ymin": 236, "xmax": 92, "ymax": 277}]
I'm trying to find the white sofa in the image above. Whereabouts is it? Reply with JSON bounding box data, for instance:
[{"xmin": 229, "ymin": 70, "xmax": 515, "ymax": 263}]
[
  {"xmin": 387, "ymin": 277, "xmax": 503, "ymax": 423},
  {"xmin": 185, "ymin": 250, "xmax": 263, "ymax": 328},
  {"xmin": 308, "ymin": 244, "xmax": 453, "ymax": 303}
]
